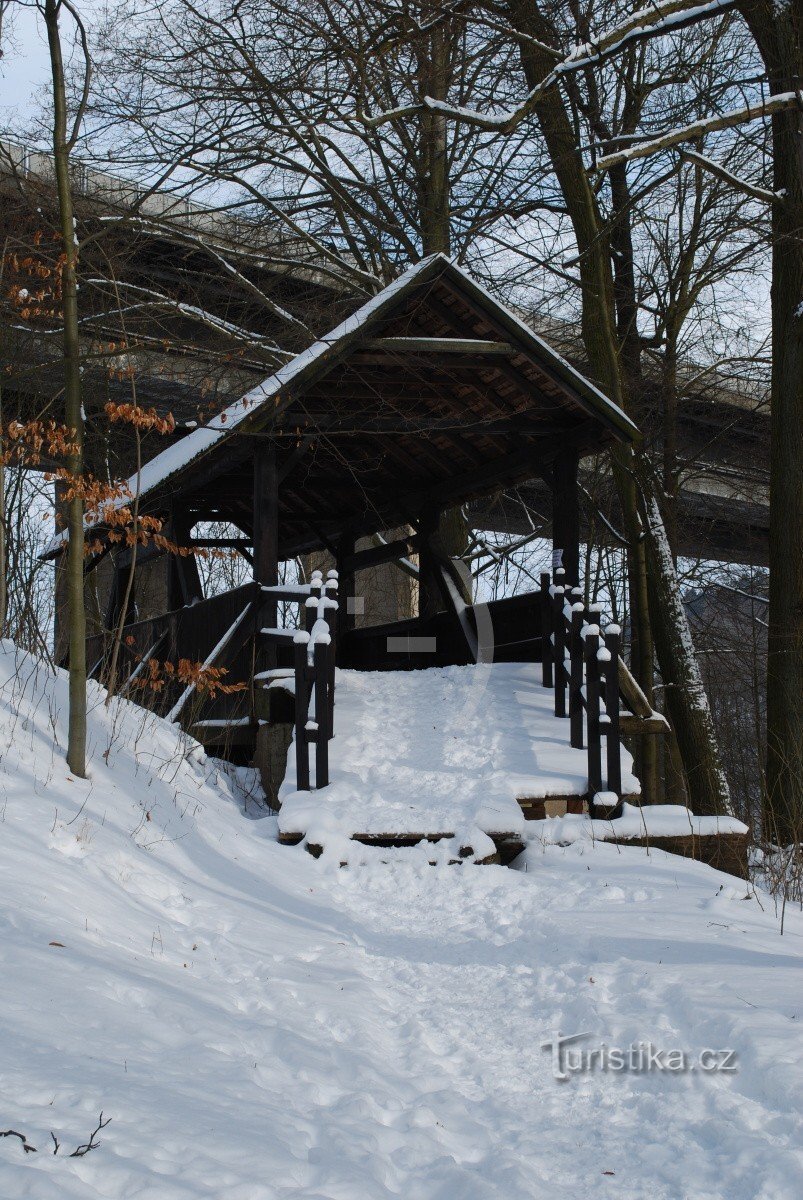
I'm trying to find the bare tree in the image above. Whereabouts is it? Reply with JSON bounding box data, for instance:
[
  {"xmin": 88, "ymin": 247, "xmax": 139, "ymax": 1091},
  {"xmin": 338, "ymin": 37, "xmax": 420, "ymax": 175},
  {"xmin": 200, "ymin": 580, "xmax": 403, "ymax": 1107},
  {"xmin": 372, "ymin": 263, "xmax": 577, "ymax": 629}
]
[{"xmin": 39, "ymin": 0, "xmax": 92, "ymax": 774}]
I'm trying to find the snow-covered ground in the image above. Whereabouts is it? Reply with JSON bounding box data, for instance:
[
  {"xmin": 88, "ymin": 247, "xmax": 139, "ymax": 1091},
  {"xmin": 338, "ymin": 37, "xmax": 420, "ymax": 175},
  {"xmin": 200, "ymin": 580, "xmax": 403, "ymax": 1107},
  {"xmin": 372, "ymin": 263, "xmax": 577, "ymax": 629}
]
[
  {"xmin": 278, "ymin": 663, "xmax": 640, "ymax": 846},
  {"xmin": 0, "ymin": 644, "xmax": 801, "ymax": 1199}
]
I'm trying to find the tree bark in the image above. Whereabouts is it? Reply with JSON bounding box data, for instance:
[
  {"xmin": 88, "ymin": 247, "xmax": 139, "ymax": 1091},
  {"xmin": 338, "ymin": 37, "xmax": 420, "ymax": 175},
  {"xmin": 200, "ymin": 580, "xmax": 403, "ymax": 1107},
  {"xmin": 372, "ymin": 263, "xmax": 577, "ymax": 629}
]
[
  {"xmin": 738, "ymin": 0, "xmax": 803, "ymax": 843},
  {"xmin": 417, "ymin": 7, "xmax": 451, "ymax": 257},
  {"xmin": 44, "ymin": 0, "xmax": 86, "ymax": 777}
]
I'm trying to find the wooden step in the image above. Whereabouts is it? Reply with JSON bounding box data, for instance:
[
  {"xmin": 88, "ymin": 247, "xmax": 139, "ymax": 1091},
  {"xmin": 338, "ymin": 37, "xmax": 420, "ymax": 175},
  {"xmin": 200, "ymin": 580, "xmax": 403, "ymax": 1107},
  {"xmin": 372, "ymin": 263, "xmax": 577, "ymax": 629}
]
[
  {"xmin": 190, "ymin": 717, "xmax": 257, "ymax": 747},
  {"xmin": 278, "ymin": 829, "xmax": 525, "ymax": 866}
]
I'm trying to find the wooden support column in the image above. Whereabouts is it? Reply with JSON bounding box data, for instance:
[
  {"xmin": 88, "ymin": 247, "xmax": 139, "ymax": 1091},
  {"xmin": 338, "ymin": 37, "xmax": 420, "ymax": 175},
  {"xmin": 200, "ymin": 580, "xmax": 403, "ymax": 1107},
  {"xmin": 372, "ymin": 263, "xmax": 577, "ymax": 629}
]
[
  {"xmin": 552, "ymin": 448, "xmax": 581, "ymax": 585},
  {"xmin": 336, "ymin": 533, "xmax": 356, "ymax": 666},
  {"xmin": 167, "ymin": 508, "xmax": 203, "ymax": 611},
  {"xmin": 253, "ymin": 446, "xmax": 279, "ymax": 587},
  {"xmin": 417, "ymin": 507, "xmax": 442, "ymax": 621},
  {"xmin": 254, "ymin": 445, "xmax": 279, "ymax": 676}
]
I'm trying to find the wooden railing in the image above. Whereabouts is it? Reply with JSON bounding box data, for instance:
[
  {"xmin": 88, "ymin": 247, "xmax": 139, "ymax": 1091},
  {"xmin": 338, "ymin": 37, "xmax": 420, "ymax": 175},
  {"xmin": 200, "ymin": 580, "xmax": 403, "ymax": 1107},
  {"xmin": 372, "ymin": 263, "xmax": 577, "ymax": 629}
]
[
  {"xmin": 86, "ymin": 569, "xmax": 340, "ymax": 787},
  {"xmin": 260, "ymin": 570, "xmax": 339, "ymax": 791},
  {"xmin": 85, "ymin": 581, "xmax": 263, "ymax": 719},
  {"xmin": 540, "ymin": 567, "xmax": 623, "ymax": 808}
]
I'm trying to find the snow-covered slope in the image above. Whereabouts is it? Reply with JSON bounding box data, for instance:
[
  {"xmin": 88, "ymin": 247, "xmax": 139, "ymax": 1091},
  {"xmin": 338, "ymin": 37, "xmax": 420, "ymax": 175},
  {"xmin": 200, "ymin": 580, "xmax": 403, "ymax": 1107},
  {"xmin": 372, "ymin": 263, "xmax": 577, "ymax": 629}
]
[{"xmin": 0, "ymin": 645, "xmax": 801, "ymax": 1199}]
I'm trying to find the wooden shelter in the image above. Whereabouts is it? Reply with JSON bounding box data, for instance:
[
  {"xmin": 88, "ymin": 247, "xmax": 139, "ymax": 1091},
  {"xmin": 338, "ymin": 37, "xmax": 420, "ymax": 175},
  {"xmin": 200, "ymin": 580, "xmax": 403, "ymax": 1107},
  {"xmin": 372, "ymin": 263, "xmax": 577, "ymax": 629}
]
[
  {"xmin": 62, "ymin": 252, "xmax": 637, "ymax": 597},
  {"xmin": 50, "ymin": 254, "xmax": 663, "ymax": 822}
]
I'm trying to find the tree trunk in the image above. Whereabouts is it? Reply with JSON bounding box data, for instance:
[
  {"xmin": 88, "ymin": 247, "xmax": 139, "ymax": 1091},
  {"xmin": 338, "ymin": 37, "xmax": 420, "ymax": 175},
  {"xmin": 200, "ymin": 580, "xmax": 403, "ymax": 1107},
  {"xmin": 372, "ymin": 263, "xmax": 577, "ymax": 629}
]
[
  {"xmin": 641, "ymin": 489, "xmax": 730, "ymax": 811},
  {"xmin": 738, "ymin": 0, "xmax": 803, "ymax": 843},
  {"xmin": 417, "ymin": 10, "xmax": 451, "ymax": 257},
  {"xmin": 45, "ymin": 0, "xmax": 86, "ymax": 777},
  {"xmin": 0, "ymin": 380, "xmax": 6, "ymax": 637},
  {"xmin": 415, "ymin": 13, "xmax": 473, "ymax": 596}
]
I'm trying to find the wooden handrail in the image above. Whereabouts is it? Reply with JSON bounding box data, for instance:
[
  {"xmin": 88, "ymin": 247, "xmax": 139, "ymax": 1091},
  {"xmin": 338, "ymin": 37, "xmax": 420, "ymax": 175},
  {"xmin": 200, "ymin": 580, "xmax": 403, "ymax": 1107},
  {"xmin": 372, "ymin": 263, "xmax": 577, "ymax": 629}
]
[
  {"xmin": 539, "ymin": 568, "xmax": 653, "ymax": 807},
  {"xmin": 166, "ymin": 600, "xmax": 256, "ymax": 724}
]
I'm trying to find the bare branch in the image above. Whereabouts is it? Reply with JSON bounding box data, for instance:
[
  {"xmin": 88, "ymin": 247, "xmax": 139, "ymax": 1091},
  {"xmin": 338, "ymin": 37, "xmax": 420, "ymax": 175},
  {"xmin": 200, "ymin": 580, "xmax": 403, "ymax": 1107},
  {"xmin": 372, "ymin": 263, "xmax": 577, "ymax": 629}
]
[
  {"xmin": 84, "ymin": 278, "xmax": 293, "ymax": 362},
  {"xmin": 594, "ymin": 92, "xmax": 801, "ymax": 173},
  {"xmin": 1, "ymin": 1129, "xmax": 37, "ymax": 1154},
  {"xmin": 67, "ymin": 1112, "xmax": 111, "ymax": 1157},
  {"xmin": 679, "ymin": 149, "xmax": 781, "ymax": 204},
  {"xmin": 360, "ymin": 0, "xmax": 737, "ymax": 132}
]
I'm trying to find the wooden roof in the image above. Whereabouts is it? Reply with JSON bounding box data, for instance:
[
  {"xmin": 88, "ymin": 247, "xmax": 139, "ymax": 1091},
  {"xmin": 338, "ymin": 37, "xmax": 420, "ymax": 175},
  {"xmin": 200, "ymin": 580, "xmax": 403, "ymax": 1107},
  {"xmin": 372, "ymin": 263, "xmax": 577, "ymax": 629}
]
[{"xmin": 49, "ymin": 255, "xmax": 639, "ymax": 558}]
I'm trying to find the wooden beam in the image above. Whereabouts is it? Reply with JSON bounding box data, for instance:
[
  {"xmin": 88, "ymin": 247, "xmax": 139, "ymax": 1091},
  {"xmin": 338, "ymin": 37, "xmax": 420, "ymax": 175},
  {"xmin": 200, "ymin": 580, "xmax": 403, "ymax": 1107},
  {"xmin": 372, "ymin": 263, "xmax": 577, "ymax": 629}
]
[
  {"xmin": 189, "ymin": 538, "xmax": 251, "ymax": 549},
  {"xmin": 552, "ymin": 448, "xmax": 580, "ymax": 583},
  {"xmin": 342, "ymin": 534, "xmax": 419, "ymax": 573},
  {"xmin": 362, "ymin": 337, "xmax": 516, "ymax": 356},
  {"xmin": 426, "ymin": 287, "xmax": 629, "ymax": 438},
  {"xmin": 416, "ymin": 508, "xmax": 442, "ymax": 621},
  {"xmin": 253, "ymin": 444, "xmax": 279, "ymax": 675},
  {"xmin": 275, "ymin": 413, "xmax": 561, "ymax": 437}
]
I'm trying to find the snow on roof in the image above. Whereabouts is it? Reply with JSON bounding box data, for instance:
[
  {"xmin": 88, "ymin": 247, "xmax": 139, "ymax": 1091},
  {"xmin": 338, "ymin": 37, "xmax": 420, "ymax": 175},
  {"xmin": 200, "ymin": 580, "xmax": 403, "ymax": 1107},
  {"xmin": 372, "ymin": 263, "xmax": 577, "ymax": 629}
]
[{"xmin": 44, "ymin": 254, "xmax": 638, "ymax": 557}]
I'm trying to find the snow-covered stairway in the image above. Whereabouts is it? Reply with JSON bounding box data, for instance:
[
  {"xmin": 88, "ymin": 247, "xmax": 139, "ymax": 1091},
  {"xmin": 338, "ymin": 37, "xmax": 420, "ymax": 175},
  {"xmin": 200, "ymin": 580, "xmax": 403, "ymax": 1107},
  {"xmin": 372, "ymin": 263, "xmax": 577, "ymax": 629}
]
[{"xmin": 277, "ymin": 662, "xmax": 641, "ymax": 862}]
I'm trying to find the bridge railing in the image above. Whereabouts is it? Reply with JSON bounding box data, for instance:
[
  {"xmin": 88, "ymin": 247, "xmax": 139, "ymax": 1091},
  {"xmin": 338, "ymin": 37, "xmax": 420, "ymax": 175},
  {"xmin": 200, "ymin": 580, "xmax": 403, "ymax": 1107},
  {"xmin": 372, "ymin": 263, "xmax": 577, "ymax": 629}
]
[
  {"xmin": 540, "ymin": 568, "xmax": 623, "ymax": 809},
  {"xmin": 260, "ymin": 570, "xmax": 339, "ymax": 792},
  {"xmin": 1, "ymin": 138, "xmax": 317, "ymax": 257}
]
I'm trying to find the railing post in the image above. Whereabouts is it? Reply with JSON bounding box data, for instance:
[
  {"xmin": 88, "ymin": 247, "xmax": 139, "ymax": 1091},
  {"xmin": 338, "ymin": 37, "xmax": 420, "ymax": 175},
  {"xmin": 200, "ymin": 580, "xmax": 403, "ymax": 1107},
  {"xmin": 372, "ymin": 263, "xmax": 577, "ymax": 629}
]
[
  {"xmin": 569, "ymin": 604, "xmax": 584, "ymax": 748},
  {"xmin": 584, "ymin": 625, "xmax": 603, "ymax": 808},
  {"xmin": 313, "ymin": 638, "xmax": 329, "ymax": 788},
  {"xmin": 604, "ymin": 624, "xmax": 622, "ymax": 798},
  {"xmin": 540, "ymin": 572, "xmax": 553, "ymax": 687},
  {"xmin": 293, "ymin": 631, "xmax": 310, "ymax": 791},
  {"xmin": 552, "ymin": 578, "xmax": 566, "ymax": 718},
  {"xmin": 306, "ymin": 571, "xmax": 323, "ymax": 632},
  {"xmin": 324, "ymin": 570, "xmax": 338, "ymax": 740}
]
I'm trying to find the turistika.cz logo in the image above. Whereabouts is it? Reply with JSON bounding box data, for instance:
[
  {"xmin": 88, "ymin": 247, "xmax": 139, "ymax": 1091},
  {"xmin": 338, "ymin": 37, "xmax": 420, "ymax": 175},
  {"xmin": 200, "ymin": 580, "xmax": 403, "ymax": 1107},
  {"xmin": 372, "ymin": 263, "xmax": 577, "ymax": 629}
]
[{"xmin": 541, "ymin": 1032, "xmax": 739, "ymax": 1081}]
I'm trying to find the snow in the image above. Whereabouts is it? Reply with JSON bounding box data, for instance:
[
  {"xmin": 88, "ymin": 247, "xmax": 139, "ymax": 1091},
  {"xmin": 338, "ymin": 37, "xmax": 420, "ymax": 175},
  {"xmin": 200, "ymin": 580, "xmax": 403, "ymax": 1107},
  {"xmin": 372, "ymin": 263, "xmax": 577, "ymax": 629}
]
[
  {"xmin": 278, "ymin": 663, "xmax": 639, "ymax": 842},
  {"xmin": 527, "ymin": 801, "xmax": 747, "ymax": 846},
  {"xmin": 0, "ymin": 643, "xmax": 801, "ymax": 1197}
]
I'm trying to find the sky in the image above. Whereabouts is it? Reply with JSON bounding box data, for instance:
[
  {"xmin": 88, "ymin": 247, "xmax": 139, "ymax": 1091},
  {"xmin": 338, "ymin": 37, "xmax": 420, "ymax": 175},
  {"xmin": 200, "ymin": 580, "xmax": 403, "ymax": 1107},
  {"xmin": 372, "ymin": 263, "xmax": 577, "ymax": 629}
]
[{"xmin": 0, "ymin": 3, "xmax": 51, "ymax": 132}]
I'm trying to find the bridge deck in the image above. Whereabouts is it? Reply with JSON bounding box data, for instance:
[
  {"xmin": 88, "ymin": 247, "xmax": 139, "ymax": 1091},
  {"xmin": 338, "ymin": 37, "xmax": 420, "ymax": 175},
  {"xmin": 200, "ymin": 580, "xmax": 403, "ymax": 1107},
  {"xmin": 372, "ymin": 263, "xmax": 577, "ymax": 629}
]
[{"xmin": 277, "ymin": 662, "xmax": 640, "ymax": 856}]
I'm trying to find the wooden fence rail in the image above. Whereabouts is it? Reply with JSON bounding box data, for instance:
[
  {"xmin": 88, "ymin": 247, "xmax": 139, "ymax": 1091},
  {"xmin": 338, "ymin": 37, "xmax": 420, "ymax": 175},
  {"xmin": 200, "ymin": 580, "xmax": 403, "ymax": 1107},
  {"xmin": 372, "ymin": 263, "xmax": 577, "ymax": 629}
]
[{"xmin": 540, "ymin": 568, "xmax": 623, "ymax": 809}]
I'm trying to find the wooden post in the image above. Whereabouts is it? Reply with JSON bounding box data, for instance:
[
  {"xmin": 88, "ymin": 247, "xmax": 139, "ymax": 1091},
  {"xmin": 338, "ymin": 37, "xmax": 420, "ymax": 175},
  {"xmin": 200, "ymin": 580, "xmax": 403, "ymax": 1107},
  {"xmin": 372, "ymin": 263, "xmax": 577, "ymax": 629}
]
[
  {"xmin": 313, "ymin": 638, "xmax": 329, "ymax": 787},
  {"xmin": 306, "ymin": 573, "xmax": 323, "ymax": 633},
  {"xmin": 540, "ymin": 572, "xmax": 553, "ymax": 687},
  {"xmin": 167, "ymin": 508, "xmax": 203, "ymax": 611},
  {"xmin": 552, "ymin": 579, "xmax": 567, "ymax": 718},
  {"xmin": 293, "ymin": 632, "xmax": 310, "ymax": 791},
  {"xmin": 253, "ymin": 445, "xmax": 279, "ymax": 680},
  {"xmin": 253, "ymin": 445, "xmax": 279, "ymax": 587},
  {"xmin": 324, "ymin": 571, "xmax": 338, "ymax": 738},
  {"xmin": 585, "ymin": 625, "xmax": 603, "ymax": 806},
  {"xmin": 569, "ymin": 605, "xmax": 584, "ymax": 748},
  {"xmin": 417, "ymin": 507, "xmax": 442, "ymax": 621},
  {"xmin": 552, "ymin": 448, "xmax": 580, "ymax": 585},
  {"xmin": 604, "ymin": 624, "xmax": 622, "ymax": 797},
  {"xmin": 336, "ymin": 534, "xmax": 355, "ymax": 666}
]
